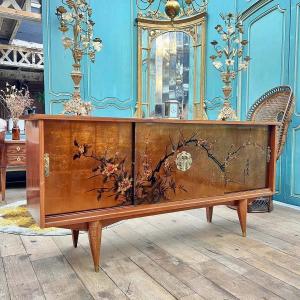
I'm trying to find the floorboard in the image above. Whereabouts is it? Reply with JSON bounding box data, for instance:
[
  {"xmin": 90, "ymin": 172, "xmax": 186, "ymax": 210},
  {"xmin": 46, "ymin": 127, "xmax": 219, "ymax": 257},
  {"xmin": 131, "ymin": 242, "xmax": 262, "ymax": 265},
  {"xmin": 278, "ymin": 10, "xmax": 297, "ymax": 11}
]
[
  {"xmin": 0, "ymin": 258, "xmax": 10, "ymax": 300},
  {"xmin": 1, "ymin": 189, "xmax": 300, "ymax": 299},
  {"xmin": 3, "ymin": 254, "xmax": 45, "ymax": 300}
]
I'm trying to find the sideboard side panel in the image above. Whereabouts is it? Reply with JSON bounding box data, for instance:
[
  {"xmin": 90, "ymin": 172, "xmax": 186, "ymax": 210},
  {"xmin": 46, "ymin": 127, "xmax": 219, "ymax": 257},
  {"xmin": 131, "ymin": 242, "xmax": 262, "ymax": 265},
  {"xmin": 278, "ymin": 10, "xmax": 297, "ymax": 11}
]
[
  {"xmin": 26, "ymin": 120, "xmax": 44, "ymax": 227},
  {"xmin": 267, "ymin": 124, "xmax": 278, "ymax": 192}
]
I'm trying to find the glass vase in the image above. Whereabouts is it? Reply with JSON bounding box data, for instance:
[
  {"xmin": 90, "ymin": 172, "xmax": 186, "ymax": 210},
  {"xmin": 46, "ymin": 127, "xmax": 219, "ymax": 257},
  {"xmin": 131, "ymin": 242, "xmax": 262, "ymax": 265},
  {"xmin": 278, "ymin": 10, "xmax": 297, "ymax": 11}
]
[{"xmin": 12, "ymin": 123, "xmax": 20, "ymax": 140}]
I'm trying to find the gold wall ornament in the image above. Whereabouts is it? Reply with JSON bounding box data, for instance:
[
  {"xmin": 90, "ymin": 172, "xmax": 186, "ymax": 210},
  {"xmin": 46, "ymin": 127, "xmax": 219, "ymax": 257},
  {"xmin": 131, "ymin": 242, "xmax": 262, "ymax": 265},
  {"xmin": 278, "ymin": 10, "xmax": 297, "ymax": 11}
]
[
  {"xmin": 56, "ymin": 0, "xmax": 103, "ymax": 116},
  {"xmin": 207, "ymin": 13, "xmax": 250, "ymax": 121},
  {"xmin": 165, "ymin": 0, "xmax": 181, "ymax": 20},
  {"xmin": 136, "ymin": 0, "xmax": 208, "ymax": 21},
  {"xmin": 176, "ymin": 151, "xmax": 193, "ymax": 171},
  {"xmin": 136, "ymin": 13, "xmax": 207, "ymax": 120}
]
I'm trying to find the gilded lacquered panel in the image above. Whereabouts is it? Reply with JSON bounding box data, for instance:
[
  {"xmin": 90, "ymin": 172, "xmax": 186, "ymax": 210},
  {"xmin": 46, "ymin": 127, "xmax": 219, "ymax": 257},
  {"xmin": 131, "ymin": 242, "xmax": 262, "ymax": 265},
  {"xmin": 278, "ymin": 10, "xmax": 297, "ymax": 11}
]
[
  {"xmin": 44, "ymin": 120, "xmax": 133, "ymax": 215},
  {"xmin": 134, "ymin": 123, "xmax": 270, "ymax": 204}
]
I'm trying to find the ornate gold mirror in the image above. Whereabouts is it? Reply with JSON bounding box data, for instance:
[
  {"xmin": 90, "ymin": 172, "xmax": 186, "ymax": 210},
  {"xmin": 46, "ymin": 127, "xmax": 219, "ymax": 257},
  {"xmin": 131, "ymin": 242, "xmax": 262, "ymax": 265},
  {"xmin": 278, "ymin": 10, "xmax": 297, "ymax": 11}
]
[{"xmin": 136, "ymin": 13, "xmax": 207, "ymax": 119}]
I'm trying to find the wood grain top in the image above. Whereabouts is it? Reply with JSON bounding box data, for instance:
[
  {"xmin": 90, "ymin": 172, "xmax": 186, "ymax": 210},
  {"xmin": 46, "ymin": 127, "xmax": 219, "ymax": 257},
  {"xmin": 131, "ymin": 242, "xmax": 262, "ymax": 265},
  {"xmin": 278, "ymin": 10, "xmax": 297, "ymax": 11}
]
[
  {"xmin": 4, "ymin": 140, "xmax": 26, "ymax": 144},
  {"xmin": 22, "ymin": 114, "xmax": 280, "ymax": 126}
]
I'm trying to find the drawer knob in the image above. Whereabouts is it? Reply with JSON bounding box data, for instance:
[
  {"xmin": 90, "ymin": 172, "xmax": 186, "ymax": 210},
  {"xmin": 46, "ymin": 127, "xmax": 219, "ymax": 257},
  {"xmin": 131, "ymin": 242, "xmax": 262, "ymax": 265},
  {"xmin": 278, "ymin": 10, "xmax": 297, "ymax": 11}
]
[{"xmin": 17, "ymin": 156, "xmax": 21, "ymax": 162}]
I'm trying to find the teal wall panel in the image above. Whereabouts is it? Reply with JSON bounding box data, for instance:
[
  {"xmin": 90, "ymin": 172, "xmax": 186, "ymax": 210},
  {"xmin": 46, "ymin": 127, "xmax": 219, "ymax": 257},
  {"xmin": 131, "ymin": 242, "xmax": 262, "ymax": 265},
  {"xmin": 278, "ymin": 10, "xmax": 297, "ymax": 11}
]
[
  {"xmin": 238, "ymin": 0, "xmax": 290, "ymax": 119},
  {"xmin": 85, "ymin": 1, "xmax": 137, "ymax": 117},
  {"xmin": 205, "ymin": 0, "xmax": 237, "ymax": 120},
  {"xmin": 43, "ymin": 0, "xmax": 137, "ymax": 117},
  {"xmin": 283, "ymin": 0, "xmax": 300, "ymax": 206},
  {"xmin": 246, "ymin": 8, "xmax": 286, "ymax": 107},
  {"xmin": 43, "ymin": 0, "xmax": 74, "ymax": 114},
  {"xmin": 237, "ymin": 0, "xmax": 300, "ymax": 206},
  {"xmin": 43, "ymin": 0, "xmax": 238, "ymax": 119}
]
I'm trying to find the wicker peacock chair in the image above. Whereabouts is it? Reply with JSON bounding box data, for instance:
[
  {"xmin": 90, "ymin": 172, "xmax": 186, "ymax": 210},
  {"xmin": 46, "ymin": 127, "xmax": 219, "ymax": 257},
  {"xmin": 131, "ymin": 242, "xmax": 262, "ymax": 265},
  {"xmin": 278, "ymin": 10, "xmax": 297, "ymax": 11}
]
[
  {"xmin": 227, "ymin": 86, "xmax": 294, "ymax": 212},
  {"xmin": 247, "ymin": 86, "xmax": 294, "ymax": 212}
]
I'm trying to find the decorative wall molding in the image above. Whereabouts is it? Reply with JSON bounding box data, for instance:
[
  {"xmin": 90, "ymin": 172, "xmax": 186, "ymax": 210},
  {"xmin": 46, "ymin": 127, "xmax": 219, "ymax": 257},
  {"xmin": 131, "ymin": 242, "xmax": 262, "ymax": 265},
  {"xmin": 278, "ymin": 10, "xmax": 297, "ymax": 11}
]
[
  {"xmin": 294, "ymin": 2, "xmax": 300, "ymax": 116},
  {"xmin": 92, "ymin": 97, "xmax": 134, "ymax": 113},
  {"xmin": 237, "ymin": 4, "xmax": 286, "ymax": 119},
  {"xmin": 291, "ymin": 125, "xmax": 300, "ymax": 198},
  {"xmin": 49, "ymin": 97, "xmax": 134, "ymax": 115},
  {"xmin": 240, "ymin": 0, "xmax": 273, "ymax": 21},
  {"xmin": 86, "ymin": 0, "xmax": 135, "ymax": 114}
]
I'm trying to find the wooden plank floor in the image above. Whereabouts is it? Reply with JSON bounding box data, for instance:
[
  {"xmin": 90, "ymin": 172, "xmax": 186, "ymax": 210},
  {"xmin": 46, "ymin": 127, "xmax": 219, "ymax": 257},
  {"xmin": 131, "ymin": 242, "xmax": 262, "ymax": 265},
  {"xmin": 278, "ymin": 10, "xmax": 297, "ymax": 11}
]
[{"xmin": 1, "ymin": 188, "xmax": 300, "ymax": 300}]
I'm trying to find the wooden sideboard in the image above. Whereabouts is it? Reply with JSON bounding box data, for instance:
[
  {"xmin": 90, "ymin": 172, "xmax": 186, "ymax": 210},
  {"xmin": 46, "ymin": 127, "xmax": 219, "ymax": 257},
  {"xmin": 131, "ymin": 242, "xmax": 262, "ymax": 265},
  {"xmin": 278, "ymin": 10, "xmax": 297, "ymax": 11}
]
[
  {"xmin": 0, "ymin": 139, "xmax": 26, "ymax": 202},
  {"xmin": 25, "ymin": 115, "xmax": 278, "ymax": 271}
]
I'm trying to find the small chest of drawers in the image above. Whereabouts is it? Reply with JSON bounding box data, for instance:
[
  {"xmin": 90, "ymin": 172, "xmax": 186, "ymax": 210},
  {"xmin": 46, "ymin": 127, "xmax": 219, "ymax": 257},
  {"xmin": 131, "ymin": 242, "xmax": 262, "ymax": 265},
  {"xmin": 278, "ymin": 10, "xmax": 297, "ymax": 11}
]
[
  {"xmin": 6, "ymin": 143, "xmax": 26, "ymax": 166},
  {"xmin": 0, "ymin": 140, "xmax": 26, "ymax": 201}
]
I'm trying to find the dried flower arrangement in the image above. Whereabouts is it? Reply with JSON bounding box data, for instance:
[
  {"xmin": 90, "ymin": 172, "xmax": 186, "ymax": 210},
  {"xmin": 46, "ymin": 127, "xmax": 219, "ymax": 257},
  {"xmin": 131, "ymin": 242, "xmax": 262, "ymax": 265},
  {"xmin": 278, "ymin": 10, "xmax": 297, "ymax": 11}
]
[
  {"xmin": 74, "ymin": 131, "xmax": 267, "ymax": 205},
  {"xmin": 208, "ymin": 13, "xmax": 250, "ymax": 120},
  {"xmin": 0, "ymin": 83, "xmax": 33, "ymax": 136}
]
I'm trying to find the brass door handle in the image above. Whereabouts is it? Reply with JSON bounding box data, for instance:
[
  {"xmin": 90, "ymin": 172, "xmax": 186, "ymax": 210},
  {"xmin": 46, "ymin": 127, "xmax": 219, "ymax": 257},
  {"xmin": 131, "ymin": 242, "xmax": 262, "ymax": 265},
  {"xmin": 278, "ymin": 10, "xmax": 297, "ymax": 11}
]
[{"xmin": 44, "ymin": 153, "xmax": 50, "ymax": 177}]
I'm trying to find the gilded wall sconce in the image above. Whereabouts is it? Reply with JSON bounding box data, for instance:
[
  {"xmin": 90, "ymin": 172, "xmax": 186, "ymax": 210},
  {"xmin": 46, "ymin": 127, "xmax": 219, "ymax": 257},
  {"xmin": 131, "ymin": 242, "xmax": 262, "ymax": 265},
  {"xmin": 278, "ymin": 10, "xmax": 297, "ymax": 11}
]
[
  {"xmin": 208, "ymin": 13, "xmax": 250, "ymax": 121},
  {"xmin": 56, "ymin": 0, "xmax": 103, "ymax": 116}
]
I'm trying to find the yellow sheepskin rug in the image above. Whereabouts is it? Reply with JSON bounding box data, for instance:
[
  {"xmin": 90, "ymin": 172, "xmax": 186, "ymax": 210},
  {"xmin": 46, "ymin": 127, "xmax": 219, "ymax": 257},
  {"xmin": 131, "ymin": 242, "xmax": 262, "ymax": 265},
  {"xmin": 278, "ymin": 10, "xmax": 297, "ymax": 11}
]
[{"xmin": 0, "ymin": 201, "xmax": 71, "ymax": 236}]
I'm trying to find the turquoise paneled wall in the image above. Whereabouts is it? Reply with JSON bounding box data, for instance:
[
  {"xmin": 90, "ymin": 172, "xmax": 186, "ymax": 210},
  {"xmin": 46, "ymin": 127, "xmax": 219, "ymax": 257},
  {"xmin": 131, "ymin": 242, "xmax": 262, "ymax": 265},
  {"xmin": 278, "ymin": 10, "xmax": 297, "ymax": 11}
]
[
  {"xmin": 238, "ymin": 0, "xmax": 290, "ymax": 118},
  {"xmin": 283, "ymin": 0, "xmax": 300, "ymax": 206},
  {"xmin": 236, "ymin": 0, "xmax": 300, "ymax": 206},
  {"xmin": 43, "ymin": 0, "xmax": 300, "ymax": 205},
  {"xmin": 43, "ymin": 0, "xmax": 238, "ymax": 118},
  {"xmin": 43, "ymin": 0, "xmax": 137, "ymax": 117},
  {"xmin": 205, "ymin": 0, "xmax": 237, "ymax": 120}
]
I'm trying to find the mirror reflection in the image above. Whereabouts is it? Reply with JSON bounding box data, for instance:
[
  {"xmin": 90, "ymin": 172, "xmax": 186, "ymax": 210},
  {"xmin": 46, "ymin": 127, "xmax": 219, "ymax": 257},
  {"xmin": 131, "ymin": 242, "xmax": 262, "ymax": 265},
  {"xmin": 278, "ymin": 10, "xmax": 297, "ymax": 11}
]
[{"xmin": 150, "ymin": 32, "xmax": 191, "ymax": 119}]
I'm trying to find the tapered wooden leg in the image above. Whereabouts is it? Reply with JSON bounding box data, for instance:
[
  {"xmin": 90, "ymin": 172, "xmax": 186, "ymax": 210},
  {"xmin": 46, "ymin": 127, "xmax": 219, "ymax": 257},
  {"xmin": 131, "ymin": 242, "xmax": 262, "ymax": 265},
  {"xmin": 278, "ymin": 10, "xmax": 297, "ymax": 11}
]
[
  {"xmin": 88, "ymin": 221, "xmax": 102, "ymax": 272},
  {"xmin": 206, "ymin": 207, "xmax": 213, "ymax": 223},
  {"xmin": 0, "ymin": 168, "xmax": 6, "ymax": 202},
  {"xmin": 237, "ymin": 199, "xmax": 247, "ymax": 237},
  {"xmin": 72, "ymin": 230, "xmax": 79, "ymax": 248}
]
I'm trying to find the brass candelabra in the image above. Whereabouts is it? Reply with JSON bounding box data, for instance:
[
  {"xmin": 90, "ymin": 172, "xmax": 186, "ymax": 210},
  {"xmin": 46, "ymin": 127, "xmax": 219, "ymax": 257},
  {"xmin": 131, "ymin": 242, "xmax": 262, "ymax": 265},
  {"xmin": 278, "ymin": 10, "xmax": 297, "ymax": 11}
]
[
  {"xmin": 56, "ymin": 0, "xmax": 103, "ymax": 116},
  {"xmin": 208, "ymin": 13, "xmax": 250, "ymax": 121}
]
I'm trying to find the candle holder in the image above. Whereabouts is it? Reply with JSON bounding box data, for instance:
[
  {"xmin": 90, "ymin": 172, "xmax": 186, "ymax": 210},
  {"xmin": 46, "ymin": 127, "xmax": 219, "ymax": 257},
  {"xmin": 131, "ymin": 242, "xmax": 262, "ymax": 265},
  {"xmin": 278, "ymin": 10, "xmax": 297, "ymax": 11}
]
[
  {"xmin": 56, "ymin": 0, "xmax": 103, "ymax": 116},
  {"xmin": 208, "ymin": 13, "xmax": 250, "ymax": 121}
]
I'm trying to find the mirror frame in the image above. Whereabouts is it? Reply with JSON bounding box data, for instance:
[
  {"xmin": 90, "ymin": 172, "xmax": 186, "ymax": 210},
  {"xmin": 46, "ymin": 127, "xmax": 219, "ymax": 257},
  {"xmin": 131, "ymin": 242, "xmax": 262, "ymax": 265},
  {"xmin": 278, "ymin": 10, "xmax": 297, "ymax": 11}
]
[{"xmin": 136, "ymin": 12, "xmax": 207, "ymax": 119}]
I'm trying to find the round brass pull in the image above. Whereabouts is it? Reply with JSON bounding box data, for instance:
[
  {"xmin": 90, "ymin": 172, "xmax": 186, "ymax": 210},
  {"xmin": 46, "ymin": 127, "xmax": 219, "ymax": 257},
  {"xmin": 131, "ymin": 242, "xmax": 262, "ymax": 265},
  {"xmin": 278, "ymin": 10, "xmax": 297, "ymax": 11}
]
[
  {"xmin": 16, "ymin": 146, "xmax": 21, "ymax": 152},
  {"xmin": 17, "ymin": 156, "xmax": 21, "ymax": 162}
]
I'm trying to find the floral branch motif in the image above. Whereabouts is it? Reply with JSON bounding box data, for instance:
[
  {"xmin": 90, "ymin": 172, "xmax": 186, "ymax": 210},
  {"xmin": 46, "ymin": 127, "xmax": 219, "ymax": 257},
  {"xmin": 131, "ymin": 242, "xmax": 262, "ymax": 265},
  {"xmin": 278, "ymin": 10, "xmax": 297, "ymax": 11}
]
[
  {"xmin": 73, "ymin": 140, "xmax": 132, "ymax": 203},
  {"xmin": 73, "ymin": 132, "xmax": 266, "ymax": 205},
  {"xmin": 135, "ymin": 143, "xmax": 188, "ymax": 204},
  {"xmin": 136, "ymin": 131, "xmax": 267, "ymax": 203}
]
